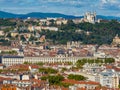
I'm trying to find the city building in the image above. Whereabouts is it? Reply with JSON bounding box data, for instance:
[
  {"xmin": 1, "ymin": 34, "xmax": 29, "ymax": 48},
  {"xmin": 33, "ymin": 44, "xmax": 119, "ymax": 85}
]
[
  {"xmin": 28, "ymin": 25, "xmax": 34, "ymax": 32},
  {"xmin": 62, "ymin": 79, "xmax": 100, "ymax": 90},
  {"xmin": 0, "ymin": 55, "xmax": 94, "ymax": 66},
  {"xmin": 56, "ymin": 18, "xmax": 68, "ymax": 25},
  {"xmin": 112, "ymin": 34, "xmax": 120, "ymax": 46},
  {"xmin": 0, "ymin": 31, "xmax": 4, "ymax": 36},
  {"xmin": 99, "ymin": 69, "xmax": 119, "ymax": 88},
  {"xmin": 67, "ymin": 41, "xmax": 81, "ymax": 49},
  {"xmin": 0, "ymin": 84, "xmax": 19, "ymax": 90},
  {"xmin": 1, "ymin": 56, "xmax": 24, "ymax": 66},
  {"xmin": 11, "ymin": 31, "xmax": 18, "ymax": 37}
]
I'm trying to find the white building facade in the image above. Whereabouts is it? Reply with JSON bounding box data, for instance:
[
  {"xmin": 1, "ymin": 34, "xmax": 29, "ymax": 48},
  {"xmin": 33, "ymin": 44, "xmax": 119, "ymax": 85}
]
[
  {"xmin": 0, "ymin": 55, "xmax": 95, "ymax": 66},
  {"xmin": 99, "ymin": 69, "xmax": 119, "ymax": 88}
]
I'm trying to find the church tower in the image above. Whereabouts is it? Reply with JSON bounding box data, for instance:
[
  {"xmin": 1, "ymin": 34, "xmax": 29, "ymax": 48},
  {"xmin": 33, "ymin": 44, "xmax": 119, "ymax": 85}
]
[{"xmin": 84, "ymin": 11, "xmax": 96, "ymax": 24}]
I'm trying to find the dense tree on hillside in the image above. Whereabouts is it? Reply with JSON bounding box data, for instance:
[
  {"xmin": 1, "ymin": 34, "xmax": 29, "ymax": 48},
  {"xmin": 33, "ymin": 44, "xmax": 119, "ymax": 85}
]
[
  {"xmin": 0, "ymin": 19, "xmax": 16, "ymax": 26},
  {"xmin": 0, "ymin": 19, "xmax": 120, "ymax": 45},
  {"xmin": 40, "ymin": 20, "xmax": 120, "ymax": 45},
  {"xmin": 0, "ymin": 39, "xmax": 11, "ymax": 46}
]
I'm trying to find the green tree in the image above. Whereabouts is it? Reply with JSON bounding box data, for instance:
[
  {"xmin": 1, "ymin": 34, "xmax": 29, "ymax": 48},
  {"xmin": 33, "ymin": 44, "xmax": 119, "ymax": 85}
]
[
  {"xmin": 48, "ymin": 75, "xmax": 64, "ymax": 85},
  {"xmin": 40, "ymin": 75, "xmax": 64, "ymax": 85},
  {"xmin": 39, "ymin": 67, "xmax": 58, "ymax": 74},
  {"xmin": 35, "ymin": 62, "xmax": 44, "ymax": 66},
  {"xmin": 41, "ymin": 76, "xmax": 48, "ymax": 80},
  {"xmin": 24, "ymin": 61, "xmax": 31, "ymax": 64},
  {"xmin": 118, "ymin": 84, "xmax": 120, "ymax": 88},
  {"xmin": 104, "ymin": 58, "xmax": 115, "ymax": 64},
  {"xmin": 68, "ymin": 74, "xmax": 86, "ymax": 81},
  {"xmin": 60, "ymin": 82, "xmax": 73, "ymax": 87}
]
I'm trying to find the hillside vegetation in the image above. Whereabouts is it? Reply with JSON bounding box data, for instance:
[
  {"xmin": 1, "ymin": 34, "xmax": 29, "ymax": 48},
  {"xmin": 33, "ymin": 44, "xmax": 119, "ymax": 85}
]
[{"xmin": 40, "ymin": 20, "xmax": 120, "ymax": 45}]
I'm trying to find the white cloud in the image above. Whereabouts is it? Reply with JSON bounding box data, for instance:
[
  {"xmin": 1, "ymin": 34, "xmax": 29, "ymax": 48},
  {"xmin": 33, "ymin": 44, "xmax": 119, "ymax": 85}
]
[
  {"xmin": 101, "ymin": 0, "xmax": 107, "ymax": 4},
  {"xmin": 101, "ymin": 0, "xmax": 118, "ymax": 4}
]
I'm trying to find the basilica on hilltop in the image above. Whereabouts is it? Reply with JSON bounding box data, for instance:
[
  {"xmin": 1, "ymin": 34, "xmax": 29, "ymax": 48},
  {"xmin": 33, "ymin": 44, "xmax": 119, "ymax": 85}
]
[{"xmin": 83, "ymin": 12, "xmax": 97, "ymax": 24}]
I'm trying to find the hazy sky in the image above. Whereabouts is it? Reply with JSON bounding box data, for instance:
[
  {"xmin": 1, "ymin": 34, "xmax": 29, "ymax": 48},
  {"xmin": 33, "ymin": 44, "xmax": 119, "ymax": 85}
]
[{"xmin": 0, "ymin": 0, "xmax": 120, "ymax": 16}]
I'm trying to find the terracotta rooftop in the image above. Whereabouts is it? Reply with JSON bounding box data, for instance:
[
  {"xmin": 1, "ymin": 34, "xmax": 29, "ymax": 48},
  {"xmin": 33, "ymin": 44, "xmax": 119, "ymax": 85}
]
[{"xmin": 62, "ymin": 79, "xmax": 100, "ymax": 85}]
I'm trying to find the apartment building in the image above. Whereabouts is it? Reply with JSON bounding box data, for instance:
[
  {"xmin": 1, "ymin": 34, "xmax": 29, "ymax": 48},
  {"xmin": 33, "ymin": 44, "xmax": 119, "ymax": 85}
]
[{"xmin": 99, "ymin": 69, "xmax": 119, "ymax": 88}]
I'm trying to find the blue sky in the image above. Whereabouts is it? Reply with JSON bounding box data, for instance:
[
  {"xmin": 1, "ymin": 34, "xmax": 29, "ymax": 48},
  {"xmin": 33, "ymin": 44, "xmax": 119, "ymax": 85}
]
[{"xmin": 0, "ymin": 0, "xmax": 120, "ymax": 16}]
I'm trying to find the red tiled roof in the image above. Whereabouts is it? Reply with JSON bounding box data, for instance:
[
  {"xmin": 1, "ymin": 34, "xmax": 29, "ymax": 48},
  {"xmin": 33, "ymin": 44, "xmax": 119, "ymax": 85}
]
[
  {"xmin": 61, "ymin": 87, "xmax": 69, "ymax": 90},
  {"xmin": 62, "ymin": 79, "xmax": 99, "ymax": 85},
  {"xmin": 7, "ymin": 64, "xmax": 40, "ymax": 70},
  {"xmin": 0, "ymin": 77, "xmax": 13, "ymax": 81},
  {"xmin": 0, "ymin": 64, "xmax": 4, "ymax": 66}
]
